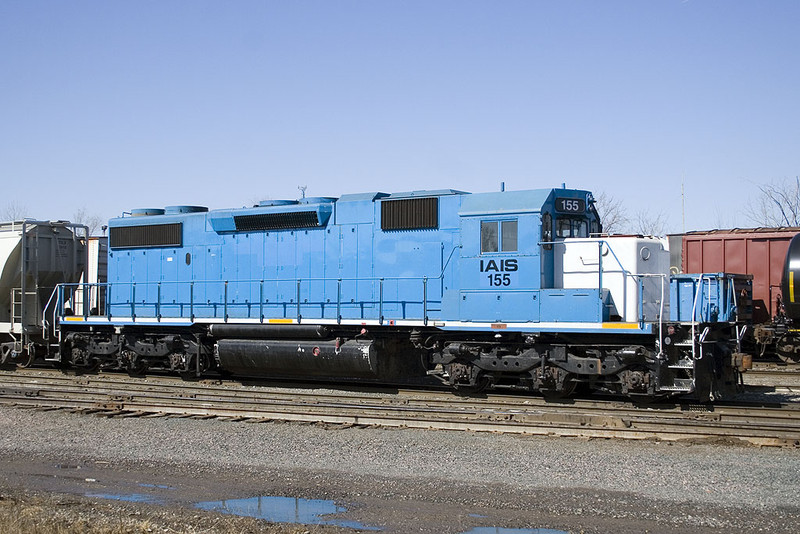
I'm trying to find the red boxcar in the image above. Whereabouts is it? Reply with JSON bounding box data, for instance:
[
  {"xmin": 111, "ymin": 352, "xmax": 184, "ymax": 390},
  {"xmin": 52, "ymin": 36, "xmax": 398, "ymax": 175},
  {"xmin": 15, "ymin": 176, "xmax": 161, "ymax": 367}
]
[{"xmin": 675, "ymin": 228, "xmax": 800, "ymax": 324}]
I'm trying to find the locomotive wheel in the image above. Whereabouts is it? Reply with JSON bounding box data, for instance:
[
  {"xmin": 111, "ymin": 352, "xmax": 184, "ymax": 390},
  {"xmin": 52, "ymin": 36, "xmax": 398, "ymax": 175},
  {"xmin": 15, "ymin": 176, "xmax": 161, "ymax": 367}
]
[
  {"xmin": 127, "ymin": 361, "xmax": 148, "ymax": 377},
  {"xmin": 446, "ymin": 362, "xmax": 490, "ymax": 394},
  {"xmin": 626, "ymin": 393, "xmax": 667, "ymax": 405},
  {"xmin": 178, "ymin": 354, "xmax": 205, "ymax": 380},
  {"xmin": 120, "ymin": 350, "xmax": 148, "ymax": 377},
  {"xmin": 535, "ymin": 366, "xmax": 577, "ymax": 399},
  {"xmin": 539, "ymin": 380, "xmax": 577, "ymax": 399},
  {"xmin": 78, "ymin": 358, "xmax": 101, "ymax": 374},
  {"xmin": 453, "ymin": 373, "xmax": 491, "ymax": 395}
]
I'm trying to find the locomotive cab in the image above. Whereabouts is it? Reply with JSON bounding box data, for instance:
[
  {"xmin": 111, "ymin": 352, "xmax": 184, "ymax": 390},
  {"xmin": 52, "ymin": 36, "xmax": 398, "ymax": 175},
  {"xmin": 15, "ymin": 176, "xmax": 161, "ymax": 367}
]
[{"xmin": 453, "ymin": 188, "xmax": 611, "ymax": 324}]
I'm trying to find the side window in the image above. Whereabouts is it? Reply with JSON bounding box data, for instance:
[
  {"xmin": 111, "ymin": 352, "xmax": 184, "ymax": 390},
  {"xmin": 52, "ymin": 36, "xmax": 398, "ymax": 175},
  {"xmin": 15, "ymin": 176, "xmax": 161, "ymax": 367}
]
[
  {"xmin": 481, "ymin": 221, "xmax": 498, "ymax": 253},
  {"xmin": 481, "ymin": 219, "xmax": 518, "ymax": 253},
  {"xmin": 501, "ymin": 220, "xmax": 517, "ymax": 252}
]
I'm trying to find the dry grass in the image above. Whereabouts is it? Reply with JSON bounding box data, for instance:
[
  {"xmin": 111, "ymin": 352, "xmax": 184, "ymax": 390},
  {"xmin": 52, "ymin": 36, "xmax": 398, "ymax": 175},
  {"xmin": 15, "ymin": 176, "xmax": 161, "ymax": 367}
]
[
  {"xmin": 0, "ymin": 493, "xmax": 325, "ymax": 534},
  {"xmin": 0, "ymin": 494, "xmax": 158, "ymax": 534}
]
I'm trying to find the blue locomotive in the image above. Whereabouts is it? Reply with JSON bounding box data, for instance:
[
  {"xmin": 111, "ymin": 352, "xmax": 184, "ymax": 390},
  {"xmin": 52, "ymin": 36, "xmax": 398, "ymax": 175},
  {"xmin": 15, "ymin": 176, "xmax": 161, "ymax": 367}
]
[{"xmin": 45, "ymin": 186, "xmax": 751, "ymax": 401}]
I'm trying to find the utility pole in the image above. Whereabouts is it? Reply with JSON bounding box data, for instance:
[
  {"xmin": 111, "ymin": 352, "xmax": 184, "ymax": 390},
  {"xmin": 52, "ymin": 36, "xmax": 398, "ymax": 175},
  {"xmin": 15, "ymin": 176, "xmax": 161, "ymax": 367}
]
[{"xmin": 681, "ymin": 174, "xmax": 686, "ymax": 233}]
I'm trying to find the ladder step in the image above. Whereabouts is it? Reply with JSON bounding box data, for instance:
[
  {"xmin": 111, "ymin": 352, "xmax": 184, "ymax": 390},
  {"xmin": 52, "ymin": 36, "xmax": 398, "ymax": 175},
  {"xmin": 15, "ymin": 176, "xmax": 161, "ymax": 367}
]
[{"xmin": 659, "ymin": 378, "xmax": 694, "ymax": 392}]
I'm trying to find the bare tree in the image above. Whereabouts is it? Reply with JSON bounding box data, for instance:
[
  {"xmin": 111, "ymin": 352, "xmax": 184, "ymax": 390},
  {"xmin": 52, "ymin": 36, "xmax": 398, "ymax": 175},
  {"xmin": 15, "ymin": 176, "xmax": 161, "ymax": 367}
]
[
  {"xmin": 593, "ymin": 191, "xmax": 629, "ymax": 234},
  {"xmin": 72, "ymin": 207, "xmax": 103, "ymax": 236},
  {"xmin": 632, "ymin": 209, "xmax": 667, "ymax": 236},
  {"xmin": 1, "ymin": 201, "xmax": 30, "ymax": 221},
  {"xmin": 748, "ymin": 177, "xmax": 800, "ymax": 227}
]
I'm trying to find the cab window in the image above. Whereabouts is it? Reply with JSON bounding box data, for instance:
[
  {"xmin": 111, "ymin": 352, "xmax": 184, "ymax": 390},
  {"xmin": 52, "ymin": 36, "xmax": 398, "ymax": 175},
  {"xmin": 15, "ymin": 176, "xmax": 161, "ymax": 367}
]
[
  {"xmin": 556, "ymin": 218, "xmax": 588, "ymax": 238},
  {"xmin": 481, "ymin": 219, "xmax": 518, "ymax": 253}
]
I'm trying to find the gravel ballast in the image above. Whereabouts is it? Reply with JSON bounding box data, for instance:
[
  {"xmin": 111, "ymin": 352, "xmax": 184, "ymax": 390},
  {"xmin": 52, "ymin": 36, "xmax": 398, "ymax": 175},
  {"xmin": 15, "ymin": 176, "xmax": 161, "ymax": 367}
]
[{"xmin": 0, "ymin": 404, "xmax": 798, "ymax": 533}]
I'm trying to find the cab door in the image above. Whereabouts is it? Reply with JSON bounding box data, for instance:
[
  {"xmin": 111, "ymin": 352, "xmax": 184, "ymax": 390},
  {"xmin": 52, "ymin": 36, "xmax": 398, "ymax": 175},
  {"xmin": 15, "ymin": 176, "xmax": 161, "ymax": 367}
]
[{"xmin": 457, "ymin": 215, "xmax": 540, "ymax": 323}]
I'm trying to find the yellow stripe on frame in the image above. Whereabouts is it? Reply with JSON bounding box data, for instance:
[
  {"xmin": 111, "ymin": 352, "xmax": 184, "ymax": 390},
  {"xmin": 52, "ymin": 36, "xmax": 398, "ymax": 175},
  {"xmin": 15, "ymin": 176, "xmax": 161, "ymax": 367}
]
[
  {"xmin": 268, "ymin": 318, "xmax": 294, "ymax": 324},
  {"xmin": 602, "ymin": 323, "xmax": 641, "ymax": 329}
]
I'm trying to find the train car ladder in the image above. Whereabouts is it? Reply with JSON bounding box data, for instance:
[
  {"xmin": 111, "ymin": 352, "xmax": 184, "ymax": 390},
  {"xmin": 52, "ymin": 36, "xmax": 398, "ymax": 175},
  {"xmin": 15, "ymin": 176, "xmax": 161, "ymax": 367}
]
[
  {"xmin": 10, "ymin": 288, "xmax": 39, "ymax": 330},
  {"xmin": 10, "ymin": 288, "xmax": 23, "ymax": 327}
]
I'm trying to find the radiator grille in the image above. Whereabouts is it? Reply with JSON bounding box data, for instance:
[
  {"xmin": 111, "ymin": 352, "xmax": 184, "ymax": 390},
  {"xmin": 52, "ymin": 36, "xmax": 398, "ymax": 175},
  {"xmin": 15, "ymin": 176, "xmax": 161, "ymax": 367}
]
[
  {"xmin": 109, "ymin": 223, "xmax": 182, "ymax": 249},
  {"xmin": 381, "ymin": 197, "xmax": 439, "ymax": 231},
  {"xmin": 234, "ymin": 211, "xmax": 320, "ymax": 231}
]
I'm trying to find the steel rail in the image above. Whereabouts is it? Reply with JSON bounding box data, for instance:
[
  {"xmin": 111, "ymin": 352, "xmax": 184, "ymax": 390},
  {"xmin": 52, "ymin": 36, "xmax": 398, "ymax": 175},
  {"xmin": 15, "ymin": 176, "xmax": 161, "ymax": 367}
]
[
  {"xmin": 744, "ymin": 363, "xmax": 800, "ymax": 389},
  {"xmin": 0, "ymin": 370, "xmax": 798, "ymax": 447},
  {"xmin": 2, "ymin": 370, "xmax": 798, "ymax": 425},
  {"xmin": 1, "ymin": 369, "xmax": 798, "ymax": 419}
]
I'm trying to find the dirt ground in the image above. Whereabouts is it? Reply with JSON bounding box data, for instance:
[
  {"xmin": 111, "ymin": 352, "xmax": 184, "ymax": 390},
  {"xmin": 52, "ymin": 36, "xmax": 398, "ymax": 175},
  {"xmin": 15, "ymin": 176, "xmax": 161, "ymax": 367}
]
[{"xmin": 1, "ymin": 451, "xmax": 798, "ymax": 534}]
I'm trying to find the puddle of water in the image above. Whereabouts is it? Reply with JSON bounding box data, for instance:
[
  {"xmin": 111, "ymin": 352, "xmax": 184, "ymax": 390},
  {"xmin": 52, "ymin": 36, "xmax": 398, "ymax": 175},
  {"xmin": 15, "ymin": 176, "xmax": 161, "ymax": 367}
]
[
  {"xmin": 86, "ymin": 493, "xmax": 164, "ymax": 504},
  {"xmin": 462, "ymin": 529, "xmax": 568, "ymax": 534},
  {"xmin": 195, "ymin": 495, "xmax": 380, "ymax": 531},
  {"xmin": 139, "ymin": 483, "xmax": 174, "ymax": 490}
]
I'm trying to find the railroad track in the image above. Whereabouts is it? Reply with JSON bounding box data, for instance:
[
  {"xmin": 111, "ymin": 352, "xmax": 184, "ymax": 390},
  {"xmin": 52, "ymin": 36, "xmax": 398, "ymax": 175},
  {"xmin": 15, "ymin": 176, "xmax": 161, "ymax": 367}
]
[
  {"xmin": 744, "ymin": 362, "xmax": 800, "ymax": 389},
  {"xmin": 0, "ymin": 369, "xmax": 798, "ymax": 448}
]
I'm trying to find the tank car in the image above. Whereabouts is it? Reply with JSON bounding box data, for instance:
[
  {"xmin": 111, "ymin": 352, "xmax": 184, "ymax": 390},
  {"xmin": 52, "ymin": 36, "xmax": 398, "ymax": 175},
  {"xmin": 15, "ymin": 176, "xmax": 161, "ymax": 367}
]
[
  {"xmin": 0, "ymin": 220, "xmax": 88, "ymax": 366},
  {"xmin": 45, "ymin": 188, "xmax": 749, "ymax": 401},
  {"xmin": 773, "ymin": 232, "xmax": 800, "ymax": 361}
]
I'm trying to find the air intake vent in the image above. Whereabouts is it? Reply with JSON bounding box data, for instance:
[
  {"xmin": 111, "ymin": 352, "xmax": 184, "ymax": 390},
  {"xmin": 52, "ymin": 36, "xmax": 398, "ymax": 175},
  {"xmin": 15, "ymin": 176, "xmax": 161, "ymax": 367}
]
[
  {"xmin": 381, "ymin": 197, "xmax": 438, "ymax": 231},
  {"xmin": 234, "ymin": 211, "xmax": 320, "ymax": 231},
  {"xmin": 109, "ymin": 223, "xmax": 182, "ymax": 249}
]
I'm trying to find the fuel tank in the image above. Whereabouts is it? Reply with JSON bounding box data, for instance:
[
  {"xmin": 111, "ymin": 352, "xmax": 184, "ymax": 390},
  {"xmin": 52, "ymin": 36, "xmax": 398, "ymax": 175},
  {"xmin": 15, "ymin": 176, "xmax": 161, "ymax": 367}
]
[{"xmin": 215, "ymin": 339, "xmax": 378, "ymax": 379}]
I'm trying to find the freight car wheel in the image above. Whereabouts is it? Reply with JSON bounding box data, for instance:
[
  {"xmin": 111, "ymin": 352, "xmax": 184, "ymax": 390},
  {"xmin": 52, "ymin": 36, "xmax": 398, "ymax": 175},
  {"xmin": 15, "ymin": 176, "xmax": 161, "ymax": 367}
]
[
  {"xmin": 15, "ymin": 349, "xmax": 35, "ymax": 369},
  {"xmin": 0, "ymin": 344, "xmax": 11, "ymax": 366},
  {"xmin": 776, "ymin": 344, "xmax": 800, "ymax": 363}
]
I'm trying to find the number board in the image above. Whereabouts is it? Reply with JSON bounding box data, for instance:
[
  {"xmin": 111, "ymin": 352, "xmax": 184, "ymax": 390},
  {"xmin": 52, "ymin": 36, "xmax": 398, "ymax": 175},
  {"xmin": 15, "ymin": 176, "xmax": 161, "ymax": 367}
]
[{"xmin": 554, "ymin": 197, "xmax": 586, "ymax": 214}]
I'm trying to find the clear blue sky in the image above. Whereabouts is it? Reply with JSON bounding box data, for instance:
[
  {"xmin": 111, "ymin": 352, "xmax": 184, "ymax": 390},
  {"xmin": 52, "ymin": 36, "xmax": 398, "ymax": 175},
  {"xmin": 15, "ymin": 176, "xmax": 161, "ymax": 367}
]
[{"xmin": 1, "ymin": 1, "xmax": 798, "ymax": 233}]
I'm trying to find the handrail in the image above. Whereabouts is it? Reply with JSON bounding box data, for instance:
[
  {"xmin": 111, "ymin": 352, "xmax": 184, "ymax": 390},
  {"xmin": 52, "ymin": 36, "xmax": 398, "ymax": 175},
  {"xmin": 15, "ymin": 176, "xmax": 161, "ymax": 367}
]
[
  {"xmin": 42, "ymin": 285, "xmax": 61, "ymax": 338},
  {"xmin": 690, "ymin": 274, "xmax": 708, "ymax": 360},
  {"xmin": 54, "ymin": 272, "xmax": 446, "ymax": 324},
  {"xmin": 438, "ymin": 245, "xmax": 462, "ymax": 278}
]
